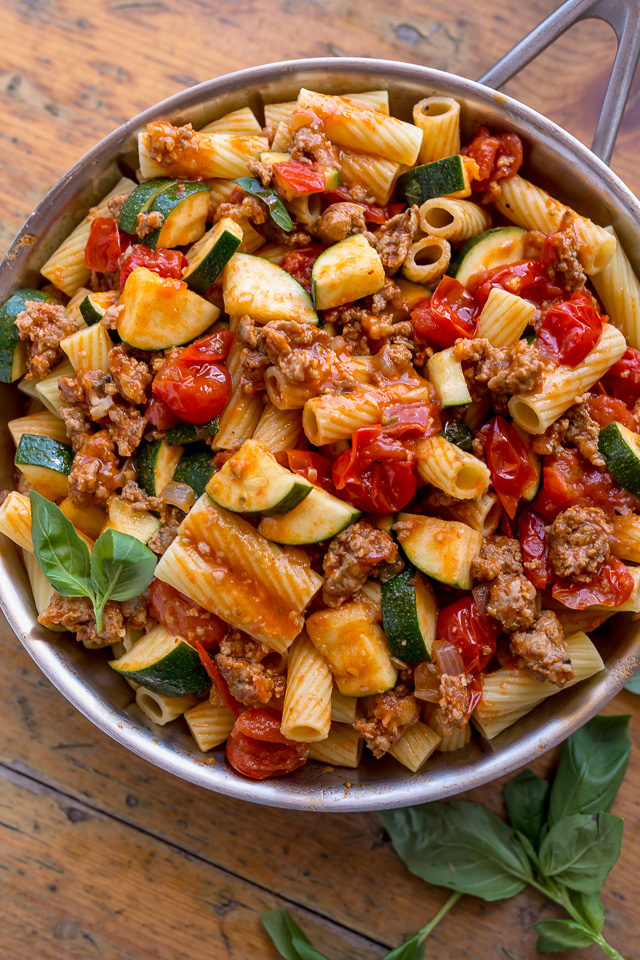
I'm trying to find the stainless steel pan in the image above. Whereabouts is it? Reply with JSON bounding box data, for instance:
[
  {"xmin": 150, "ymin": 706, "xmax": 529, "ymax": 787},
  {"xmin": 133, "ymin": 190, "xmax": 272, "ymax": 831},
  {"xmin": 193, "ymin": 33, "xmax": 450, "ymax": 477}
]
[{"xmin": 2, "ymin": 0, "xmax": 640, "ymax": 811}]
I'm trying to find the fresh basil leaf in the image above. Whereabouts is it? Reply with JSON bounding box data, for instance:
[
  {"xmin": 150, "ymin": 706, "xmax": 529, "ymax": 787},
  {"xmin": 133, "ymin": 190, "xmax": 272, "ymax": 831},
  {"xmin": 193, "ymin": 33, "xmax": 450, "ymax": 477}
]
[
  {"xmin": 505, "ymin": 770, "xmax": 549, "ymax": 847},
  {"xmin": 261, "ymin": 909, "xmax": 329, "ymax": 960},
  {"xmin": 91, "ymin": 528, "xmax": 156, "ymax": 602},
  {"xmin": 538, "ymin": 812, "xmax": 623, "ymax": 894},
  {"xmin": 515, "ymin": 830, "xmax": 540, "ymax": 870},
  {"xmin": 625, "ymin": 669, "xmax": 640, "ymax": 694},
  {"xmin": 379, "ymin": 801, "xmax": 532, "ymax": 901},
  {"xmin": 234, "ymin": 176, "xmax": 293, "ymax": 232},
  {"xmin": 381, "ymin": 930, "xmax": 427, "ymax": 960},
  {"xmin": 29, "ymin": 491, "xmax": 93, "ymax": 599},
  {"xmin": 548, "ymin": 716, "xmax": 631, "ymax": 825},
  {"xmin": 571, "ymin": 891, "xmax": 605, "ymax": 934},
  {"xmin": 531, "ymin": 919, "xmax": 594, "ymax": 952}
]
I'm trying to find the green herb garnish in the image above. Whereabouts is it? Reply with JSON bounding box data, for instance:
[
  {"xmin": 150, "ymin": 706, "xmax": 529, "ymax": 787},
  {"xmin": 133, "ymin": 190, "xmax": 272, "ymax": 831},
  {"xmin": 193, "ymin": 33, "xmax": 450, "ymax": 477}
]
[{"xmin": 234, "ymin": 176, "xmax": 293, "ymax": 232}]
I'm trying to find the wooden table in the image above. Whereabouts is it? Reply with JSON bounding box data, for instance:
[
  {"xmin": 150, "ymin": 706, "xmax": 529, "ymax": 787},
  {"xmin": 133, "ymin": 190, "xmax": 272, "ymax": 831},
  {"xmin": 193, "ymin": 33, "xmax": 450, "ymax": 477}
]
[{"xmin": 1, "ymin": 2, "xmax": 639, "ymax": 957}]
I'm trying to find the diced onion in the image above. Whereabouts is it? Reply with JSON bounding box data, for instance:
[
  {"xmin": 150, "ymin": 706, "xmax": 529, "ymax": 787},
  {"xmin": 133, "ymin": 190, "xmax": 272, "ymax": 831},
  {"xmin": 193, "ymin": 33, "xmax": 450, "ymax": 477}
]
[
  {"xmin": 160, "ymin": 481, "xmax": 195, "ymax": 511},
  {"xmin": 414, "ymin": 662, "xmax": 441, "ymax": 702},
  {"xmin": 432, "ymin": 638, "xmax": 465, "ymax": 677}
]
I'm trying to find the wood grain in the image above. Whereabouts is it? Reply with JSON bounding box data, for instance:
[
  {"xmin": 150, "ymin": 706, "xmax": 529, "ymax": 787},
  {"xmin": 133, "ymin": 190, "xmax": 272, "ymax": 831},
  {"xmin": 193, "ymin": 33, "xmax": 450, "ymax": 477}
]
[{"xmin": 1, "ymin": 1, "xmax": 640, "ymax": 958}]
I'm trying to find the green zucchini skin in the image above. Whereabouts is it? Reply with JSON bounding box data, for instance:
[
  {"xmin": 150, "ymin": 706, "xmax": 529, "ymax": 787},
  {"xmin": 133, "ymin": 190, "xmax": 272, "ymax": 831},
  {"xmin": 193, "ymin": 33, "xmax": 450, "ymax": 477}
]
[
  {"xmin": 397, "ymin": 155, "xmax": 466, "ymax": 205},
  {"xmin": 14, "ymin": 434, "xmax": 73, "ymax": 474},
  {"xmin": 381, "ymin": 565, "xmax": 435, "ymax": 663},
  {"xmin": 599, "ymin": 421, "xmax": 640, "ymax": 497},
  {"xmin": 110, "ymin": 639, "xmax": 210, "ymax": 697},
  {"xmin": 136, "ymin": 440, "xmax": 182, "ymax": 498},
  {"xmin": 142, "ymin": 181, "xmax": 211, "ymax": 249},
  {"xmin": 118, "ymin": 178, "xmax": 173, "ymax": 234},
  {"xmin": 165, "ymin": 418, "xmax": 219, "ymax": 446},
  {"xmin": 448, "ymin": 226, "xmax": 527, "ymax": 286},
  {"xmin": 0, "ymin": 288, "xmax": 52, "ymax": 382},
  {"xmin": 183, "ymin": 221, "xmax": 243, "ymax": 295},
  {"xmin": 173, "ymin": 449, "xmax": 215, "ymax": 498}
]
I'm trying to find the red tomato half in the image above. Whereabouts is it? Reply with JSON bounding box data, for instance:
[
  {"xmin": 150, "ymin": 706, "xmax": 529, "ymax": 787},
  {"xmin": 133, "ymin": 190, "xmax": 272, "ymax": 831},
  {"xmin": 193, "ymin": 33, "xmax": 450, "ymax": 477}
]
[
  {"xmin": 601, "ymin": 347, "xmax": 640, "ymax": 406},
  {"xmin": 153, "ymin": 333, "xmax": 233, "ymax": 425},
  {"xmin": 149, "ymin": 579, "xmax": 227, "ymax": 649},
  {"xmin": 411, "ymin": 276, "xmax": 479, "ymax": 348},
  {"xmin": 518, "ymin": 509, "xmax": 553, "ymax": 589},
  {"xmin": 145, "ymin": 397, "xmax": 180, "ymax": 431},
  {"xmin": 485, "ymin": 416, "xmax": 538, "ymax": 520},
  {"xmin": 582, "ymin": 394, "xmax": 637, "ymax": 431},
  {"xmin": 226, "ymin": 707, "xmax": 308, "ymax": 780},
  {"xmin": 463, "ymin": 126, "xmax": 523, "ymax": 193},
  {"xmin": 436, "ymin": 596, "xmax": 498, "ymax": 674},
  {"xmin": 119, "ymin": 245, "xmax": 188, "ymax": 290},
  {"xmin": 85, "ymin": 217, "xmax": 128, "ymax": 272},
  {"xmin": 381, "ymin": 402, "xmax": 441, "ymax": 439},
  {"xmin": 196, "ymin": 642, "xmax": 242, "ymax": 716},
  {"xmin": 273, "ymin": 160, "xmax": 325, "ymax": 194},
  {"xmin": 332, "ymin": 424, "xmax": 418, "ymax": 514},
  {"xmin": 281, "ymin": 245, "xmax": 326, "ymax": 294},
  {"xmin": 552, "ymin": 556, "xmax": 634, "ymax": 610},
  {"xmin": 537, "ymin": 292, "xmax": 603, "ymax": 367},
  {"xmin": 470, "ymin": 260, "xmax": 565, "ymax": 308},
  {"xmin": 277, "ymin": 450, "xmax": 336, "ymax": 494},
  {"xmin": 534, "ymin": 448, "xmax": 639, "ymax": 520}
]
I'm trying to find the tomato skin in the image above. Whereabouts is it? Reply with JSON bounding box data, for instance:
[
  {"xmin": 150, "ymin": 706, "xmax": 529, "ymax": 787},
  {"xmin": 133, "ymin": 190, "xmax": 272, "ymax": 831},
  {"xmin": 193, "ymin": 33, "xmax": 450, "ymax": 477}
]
[
  {"xmin": 85, "ymin": 217, "xmax": 128, "ymax": 272},
  {"xmin": 153, "ymin": 337, "xmax": 232, "ymax": 425},
  {"xmin": 196, "ymin": 642, "xmax": 242, "ymax": 716},
  {"xmin": 382, "ymin": 402, "xmax": 441, "ymax": 439},
  {"xmin": 463, "ymin": 126, "xmax": 523, "ymax": 193},
  {"xmin": 234, "ymin": 707, "xmax": 294, "ymax": 744},
  {"xmin": 552, "ymin": 556, "xmax": 634, "ymax": 610},
  {"xmin": 149, "ymin": 579, "xmax": 227, "ymax": 649},
  {"xmin": 179, "ymin": 330, "xmax": 234, "ymax": 363},
  {"xmin": 518, "ymin": 509, "xmax": 553, "ymax": 589},
  {"xmin": 485, "ymin": 416, "xmax": 538, "ymax": 520},
  {"xmin": 277, "ymin": 450, "xmax": 336, "ymax": 494},
  {"xmin": 281, "ymin": 245, "xmax": 326, "ymax": 294},
  {"xmin": 322, "ymin": 187, "xmax": 404, "ymax": 223},
  {"xmin": 273, "ymin": 161, "xmax": 325, "ymax": 194},
  {"xmin": 582, "ymin": 394, "xmax": 637, "ymax": 431},
  {"xmin": 534, "ymin": 448, "xmax": 639, "ymax": 520},
  {"xmin": 145, "ymin": 396, "xmax": 180, "ymax": 430},
  {"xmin": 538, "ymin": 292, "xmax": 603, "ymax": 367},
  {"xmin": 332, "ymin": 423, "xmax": 420, "ymax": 514},
  {"xmin": 226, "ymin": 707, "xmax": 308, "ymax": 779},
  {"xmin": 436, "ymin": 596, "xmax": 498, "ymax": 674},
  {"xmin": 601, "ymin": 347, "xmax": 640, "ymax": 406},
  {"xmin": 411, "ymin": 276, "xmax": 479, "ymax": 348},
  {"xmin": 119, "ymin": 244, "xmax": 188, "ymax": 290},
  {"xmin": 470, "ymin": 260, "xmax": 565, "ymax": 308}
]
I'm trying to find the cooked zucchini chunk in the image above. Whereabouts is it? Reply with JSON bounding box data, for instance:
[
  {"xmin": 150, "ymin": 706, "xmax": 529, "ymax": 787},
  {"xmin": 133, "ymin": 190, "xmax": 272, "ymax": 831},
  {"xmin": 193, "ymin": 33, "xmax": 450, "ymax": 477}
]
[
  {"xmin": 118, "ymin": 267, "xmax": 219, "ymax": 350},
  {"xmin": 102, "ymin": 495, "xmax": 162, "ymax": 544},
  {"xmin": 312, "ymin": 234, "xmax": 385, "ymax": 310},
  {"xmin": 143, "ymin": 181, "xmax": 211, "ymax": 249},
  {"xmin": 118, "ymin": 177, "xmax": 173, "ymax": 234},
  {"xmin": 206, "ymin": 439, "xmax": 312, "ymax": 516},
  {"xmin": 223, "ymin": 253, "xmax": 318, "ymax": 324},
  {"xmin": 0, "ymin": 288, "xmax": 52, "ymax": 382},
  {"xmin": 427, "ymin": 346, "xmax": 472, "ymax": 408},
  {"xmin": 397, "ymin": 155, "xmax": 473, "ymax": 205},
  {"xmin": 449, "ymin": 226, "xmax": 527, "ymax": 287},
  {"xmin": 258, "ymin": 487, "xmax": 360, "ymax": 544},
  {"xmin": 599, "ymin": 421, "xmax": 640, "ymax": 497},
  {"xmin": 109, "ymin": 624, "xmax": 210, "ymax": 697},
  {"xmin": 79, "ymin": 290, "xmax": 119, "ymax": 326},
  {"xmin": 165, "ymin": 418, "xmax": 219, "ymax": 446},
  {"xmin": 183, "ymin": 218, "xmax": 244, "ymax": 294},
  {"xmin": 395, "ymin": 513, "xmax": 482, "ymax": 590},
  {"xmin": 136, "ymin": 439, "xmax": 183, "ymax": 498},
  {"xmin": 381, "ymin": 565, "xmax": 437, "ymax": 663},
  {"xmin": 174, "ymin": 449, "xmax": 215, "ymax": 498},
  {"xmin": 14, "ymin": 434, "xmax": 73, "ymax": 501}
]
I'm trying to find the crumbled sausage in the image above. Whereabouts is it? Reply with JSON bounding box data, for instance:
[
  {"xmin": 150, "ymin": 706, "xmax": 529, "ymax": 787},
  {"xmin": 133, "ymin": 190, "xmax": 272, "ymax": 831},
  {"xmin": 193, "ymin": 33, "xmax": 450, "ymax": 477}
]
[
  {"xmin": 69, "ymin": 430, "xmax": 125, "ymax": 507},
  {"xmin": 215, "ymin": 194, "xmax": 266, "ymax": 226},
  {"xmin": 353, "ymin": 683, "xmax": 420, "ymax": 758},
  {"xmin": 532, "ymin": 401, "xmax": 604, "ymax": 467},
  {"xmin": 510, "ymin": 610, "xmax": 575, "ymax": 686},
  {"xmin": 121, "ymin": 595, "xmax": 149, "ymax": 630},
  {"xmin": 120, "ymin": 479, "xmax": 162, "ymax": 512},
  {"xmin": 454, "ymin": 337, "xmax": 545, "ymax": 406},
  {"xmin": 147, "ymin": 505, "xmax": 183, "ymax": 556},
  {"xmin": 322, "ymin": 520, "xmax": 403, "ymax": 607},
  {"xmin": 239, "ymin": 317, "xmax": 336, "ymax": 401},
  {"xmin": 547, "ymin": 504, "xmax": 612, "ymax": 582},
  {"xmin": 214, "ymin": 632, "xmax": 286, "ymax": 707},
  {"xmin": 107, "ymin": 402, "xmax": 147, "ymax": 457},
  {"xmin": 542, "ymin": 227, "xmax": 586, "ymax": 292},
  {"xmin": 106, "ymin": 190, "xmax": 132, "ymax": 219},
  {"xmin": 436, "ymin": 673, "xmax": 472, "ymax": 735},
  {"xmin": 246, "ymin": 156, "xmax": 274, "ymax": 188},
  {"xmin": 15, "ymin": 300, "xmax": 79, "ymax": 379},
  {"xmin": 290, "ymin": 121, "xmax": 339, "ymax": 169},
  {"xmin": 486, "ymin": 573, "xmax": 538, "ymax": 632},
  {"xmin": 370, "ymin": 206, "xmax": 420, "ymax": 275},
  {"xmin": 38, "ymin": 592, "xmax": 124, "ymax": 645},
  {"xmin": 147, "ymin": 120, "xmax": 197, "ymax": 166},
  {"xmin": 108, "ymin": 344, "xmax": 152, "ymax": 405},
  {"xmin": 311, "ymin": 202, "xmax": 368, "ymax": 244},
  {"xmin": 472, "ymin": 535, "xmax": 524, "ymax": 581},
  {"xmin": 370, "ymin": 278, "xmax": 406, "ymax": 317},
  {"xmin": 134, "ymin": 210, "xmax": 164, "ymax": 239}
]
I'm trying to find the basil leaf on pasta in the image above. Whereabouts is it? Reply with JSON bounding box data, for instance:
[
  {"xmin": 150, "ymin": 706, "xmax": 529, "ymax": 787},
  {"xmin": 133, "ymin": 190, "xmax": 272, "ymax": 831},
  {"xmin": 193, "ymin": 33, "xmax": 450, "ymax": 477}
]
[
  {"xmin": 29, "ymin": 491, "xmax": 93, "ymax": 599},
  {"xmin": 234, "ymin": 177, "xmax": 293, "ymax": 232}
]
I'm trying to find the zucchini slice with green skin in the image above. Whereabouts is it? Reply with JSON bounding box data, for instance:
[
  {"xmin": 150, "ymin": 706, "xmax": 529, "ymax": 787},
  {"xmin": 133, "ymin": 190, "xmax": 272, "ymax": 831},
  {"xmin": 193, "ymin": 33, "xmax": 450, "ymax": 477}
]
[
  {"xmin": 79, "ymin": 290, "xmax": 119, "ymax": 326},
  {"xmin": 311, "ymin": 234, "xmax": 385, "ymax": 310},
  {"xmin": 395, "ymin": 513, "xmax": 482, "ymax": 590},
  {"xmin": 0, "ymin": 288, "xmax": 52, "ymax": 382},
  {"xmin": 118, "ymin": 267, "xmax": 219, "ymax": 350},
  {"xmin": 381, "ymin": 565, "xmax": 437, "ymax": 663},
  {"xmin": 165, "ymin": 417, "xmax": 218, "ymax": 446},
  {"xmin": 14, "ymin": 434, "xmax": 73, "ymax": 500},
  {"xmin": 397, "ymin": 155, "xmax": 472, "ymax": 206},
  {"xmin": 102, "ymin": 496, "xmax": 161, "ymax": 544},
  {"xmin": 206, "ymin": 439, "xmax": 312, "ymax": 516},
  {"xmin": 223, "ymin": 253, "xmax": 318, "ymax": 325},
  {"xmin": 449, "ymin": 226, "xmax": 527, "ymax": 288},
  {"xmin": 109, "ymin": 626, "xmax": 210, "ymax": 697},
  {"xmin": 427, "ymin": 346, "xmax": 472, "ymax": 408},
  {"xmin": 258, "ymin": 487, "xmax": 360, "ymax": 544},
  {"xmin": 136, "ymin": 439, "xmax": 183, "ymax": 498},
  {"xmin": 118, "ymin": 177, "xmax": 173, "ymax": 234},
  {"xmin": 598, "ymin": 421, "xmax": 640, "ymax": 496},
  {"xmin": 174, "ymin": 449, "xmax": 215, "ymax": 498},
  {"xmin": 183, "ymin": 218, "xmax": 243, "ymax": 294},
  {"xmin": 143, "ymin": 181, "xmax": 211, "ymax": 249}
]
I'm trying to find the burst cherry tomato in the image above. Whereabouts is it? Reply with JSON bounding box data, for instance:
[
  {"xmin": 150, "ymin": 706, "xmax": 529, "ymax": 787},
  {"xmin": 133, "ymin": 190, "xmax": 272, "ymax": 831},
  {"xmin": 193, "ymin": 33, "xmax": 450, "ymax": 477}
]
[
  {"xmin": 601, "ymin": 347, "xmax": 640, "ymax": 406},
  {"xmin": 436, "ymin": 596, "xmax": 498, "ymax": 674},
  {"xmin": 145, "ymin": 397, "xmax": 180, "ymax": 431},
  {"xmin": 485, "ymin": 416, "xmax": 538, "ymax": 520},
  {"xmin": 533, "ymin": 448, "xmax": 639, "ymax": 520},
  {"xmin": 196, "ymin": 642, "xmax": 242, "ymax": 716},
  {"xmin": 85, "ymin": 217, "xmax": 128, "ymax": 272},
  {"xmin": 382, "ymin": 402, "xmax": 441, "ymax": 438},
  {"xmin": 552, "ymin": 556, "xmax": 634, "ymax": 610},
  {"xmin": 582, "ymin": 394, "xmax": 637, "ymax": 431},
  {"xmin": 411, "ymin": 276, "xmax": 479, "ymax": 348},
  {"xmin": 281, "ymin": 245, "xmax": 326, "ymax": 294},
  {"xmin": 537, "ymin": 292, "xmax": 603, "ymax": 367},
  {"xmin": 332, "ymin": 423, "xmax": 420, "ymax": 514},
  {"xmin": 273, "ymin": 160, "xmax": 325, "ymax": 194},
  {"xmin": 462, "ymin": 125, "xmax": 523, "ymax": 193},
  {"xmin": 226, "ymin": 707, "xmax": 308, "ymax": 779},
  {"xmin": 119, "ymin": 244, "xmax": 188, "ymax": 290},
  {"xmin": 277, "ymin": 450, "xmax": 336, "ymax": 494},
  {"xmin": 322, "ymin": 186, "xmax": 405, "ymax": 223},
  {"xmin": 518, "ymin": 509, "xmax": 553, "ymax": 589},
  {"xmin": 153, "ymin": 332, "xmax": 233, "ymax": 425},
  {"xmin": 469, "ymin": 260, "xmax": 565, "ymax": 308},
  {"xmin": 149, "ymin": 580, "xmax": 227, "ymax": 649}
]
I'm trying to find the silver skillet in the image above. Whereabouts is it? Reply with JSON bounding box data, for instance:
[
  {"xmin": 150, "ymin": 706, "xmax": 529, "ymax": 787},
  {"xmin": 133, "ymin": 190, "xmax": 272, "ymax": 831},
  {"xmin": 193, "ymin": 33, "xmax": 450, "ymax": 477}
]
[{"xmin": 1, "ymin": 0, "xmax": 640, "ymax": 811}]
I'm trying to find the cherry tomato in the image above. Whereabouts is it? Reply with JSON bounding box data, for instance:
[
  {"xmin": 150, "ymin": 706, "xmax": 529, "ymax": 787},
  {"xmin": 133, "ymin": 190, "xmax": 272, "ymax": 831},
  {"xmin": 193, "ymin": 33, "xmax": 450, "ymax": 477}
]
[
  {"xmin": 145, "ymin": 397, "xmax": 180, "ymax": 431},
  {"xmin": 436, "ymin": 596, "xmax": 498, "ymax": 674},
  {"xmin": 485, "ymin": 416, "xmax": 538, "ymax": 520},
  {"xmin": 601, "ymin": 347, "xmax": 640, "ymax": 406},
  {"xmin": 463, "ymin": 125, "xmax": 523, "ymax": 193},
  {"xmin": 226, "ymin": 707, "xmax": 308, "ymax": 779},
  {"xmin": 322, "ymin": 187, "xmax": 405, "ymax": 223},
  {"xmin": 85, "ymin": 217, "xmax": 128, "ymax": 272},
  {"xmin": 196, "ymin": 642, "xmax": 242, "ymax": 716},
  {"xmin": 582, "ymin": 393, "xmax": 637, "ymax": 431},
  {"xmin": 411, "ymin": 276, "xmax": 479, "ymax": 348},
  {"xmin": 332, "ymin": 424, "xmax": 417, "ymax": 514},
  {"xmin": 537, "ymin": 292, "xmax": 603, "ymax": 367},
  {"xmin": 179, "ymin": 330, "xmax": 234, "ymax": 363},
  {"xmin": 273, "ymin": 160, "xmax": 325, "ymax": 194},
  {"xmin": 281, "ymin": 245, "xmax": 326, "ymax": 294},
  {"xmin": 153, "ymin": 334, "xmax": 233, "ymax": 425},
  {"xmin": 119, "ymin": 245, "xmax": 188, "ymax": 290},
  {"xmin": 533, "ymin": 448, "xmax": 639, "ymax": 520},
  {"xmin": 277, "ymin": 449, "xmax": 337, "ymax": 494},
  {"xmin": 149, "ymin": 580, "xmax": 227, "ymax": 649},
  {"xmin": 469, "ymin": 260, "xmax": 565, "ymax": 308},
  {"xmin": 518, "ymin": 509, "xmax": 553, "ymax": 589},
  {"xmin": 381, "ymin": 402, "xmax": 441, "ymax": 439},
  {"xmin": 552, "ymin": 556, "xmax": 634, "ymax": 610}
]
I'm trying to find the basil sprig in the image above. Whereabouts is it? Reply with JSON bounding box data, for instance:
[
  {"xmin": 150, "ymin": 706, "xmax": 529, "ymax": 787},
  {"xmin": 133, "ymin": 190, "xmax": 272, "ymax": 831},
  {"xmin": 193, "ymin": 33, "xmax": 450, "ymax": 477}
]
[
  {"xmin": 234, "ymin": 176, "xmax": 293, "ymax": 232},
  {"xmin": 262, "ymin": 717, "xmax": 630, "ymax": 960},
  {"xmin": 30, "ymin": 491, "xmax": 157, "ymax": 632}
]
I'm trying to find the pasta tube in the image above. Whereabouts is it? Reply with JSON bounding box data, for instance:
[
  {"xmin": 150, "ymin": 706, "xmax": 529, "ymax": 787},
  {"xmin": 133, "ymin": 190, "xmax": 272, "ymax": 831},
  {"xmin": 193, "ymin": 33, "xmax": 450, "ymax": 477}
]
[
  {"xmin": 413, "ymin": 97, "xmax": 461, "ymax": 163},
  {"xmin": 281, "ymin": 633, "xmax": 333, "ymax": 742}
]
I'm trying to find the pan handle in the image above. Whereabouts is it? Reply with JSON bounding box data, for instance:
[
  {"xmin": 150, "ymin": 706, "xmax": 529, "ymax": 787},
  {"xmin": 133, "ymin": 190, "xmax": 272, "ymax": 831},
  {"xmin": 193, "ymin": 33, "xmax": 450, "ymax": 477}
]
[{"xmin": 478, "ymin": 0, "xmax": 640, "ymax": 165}]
